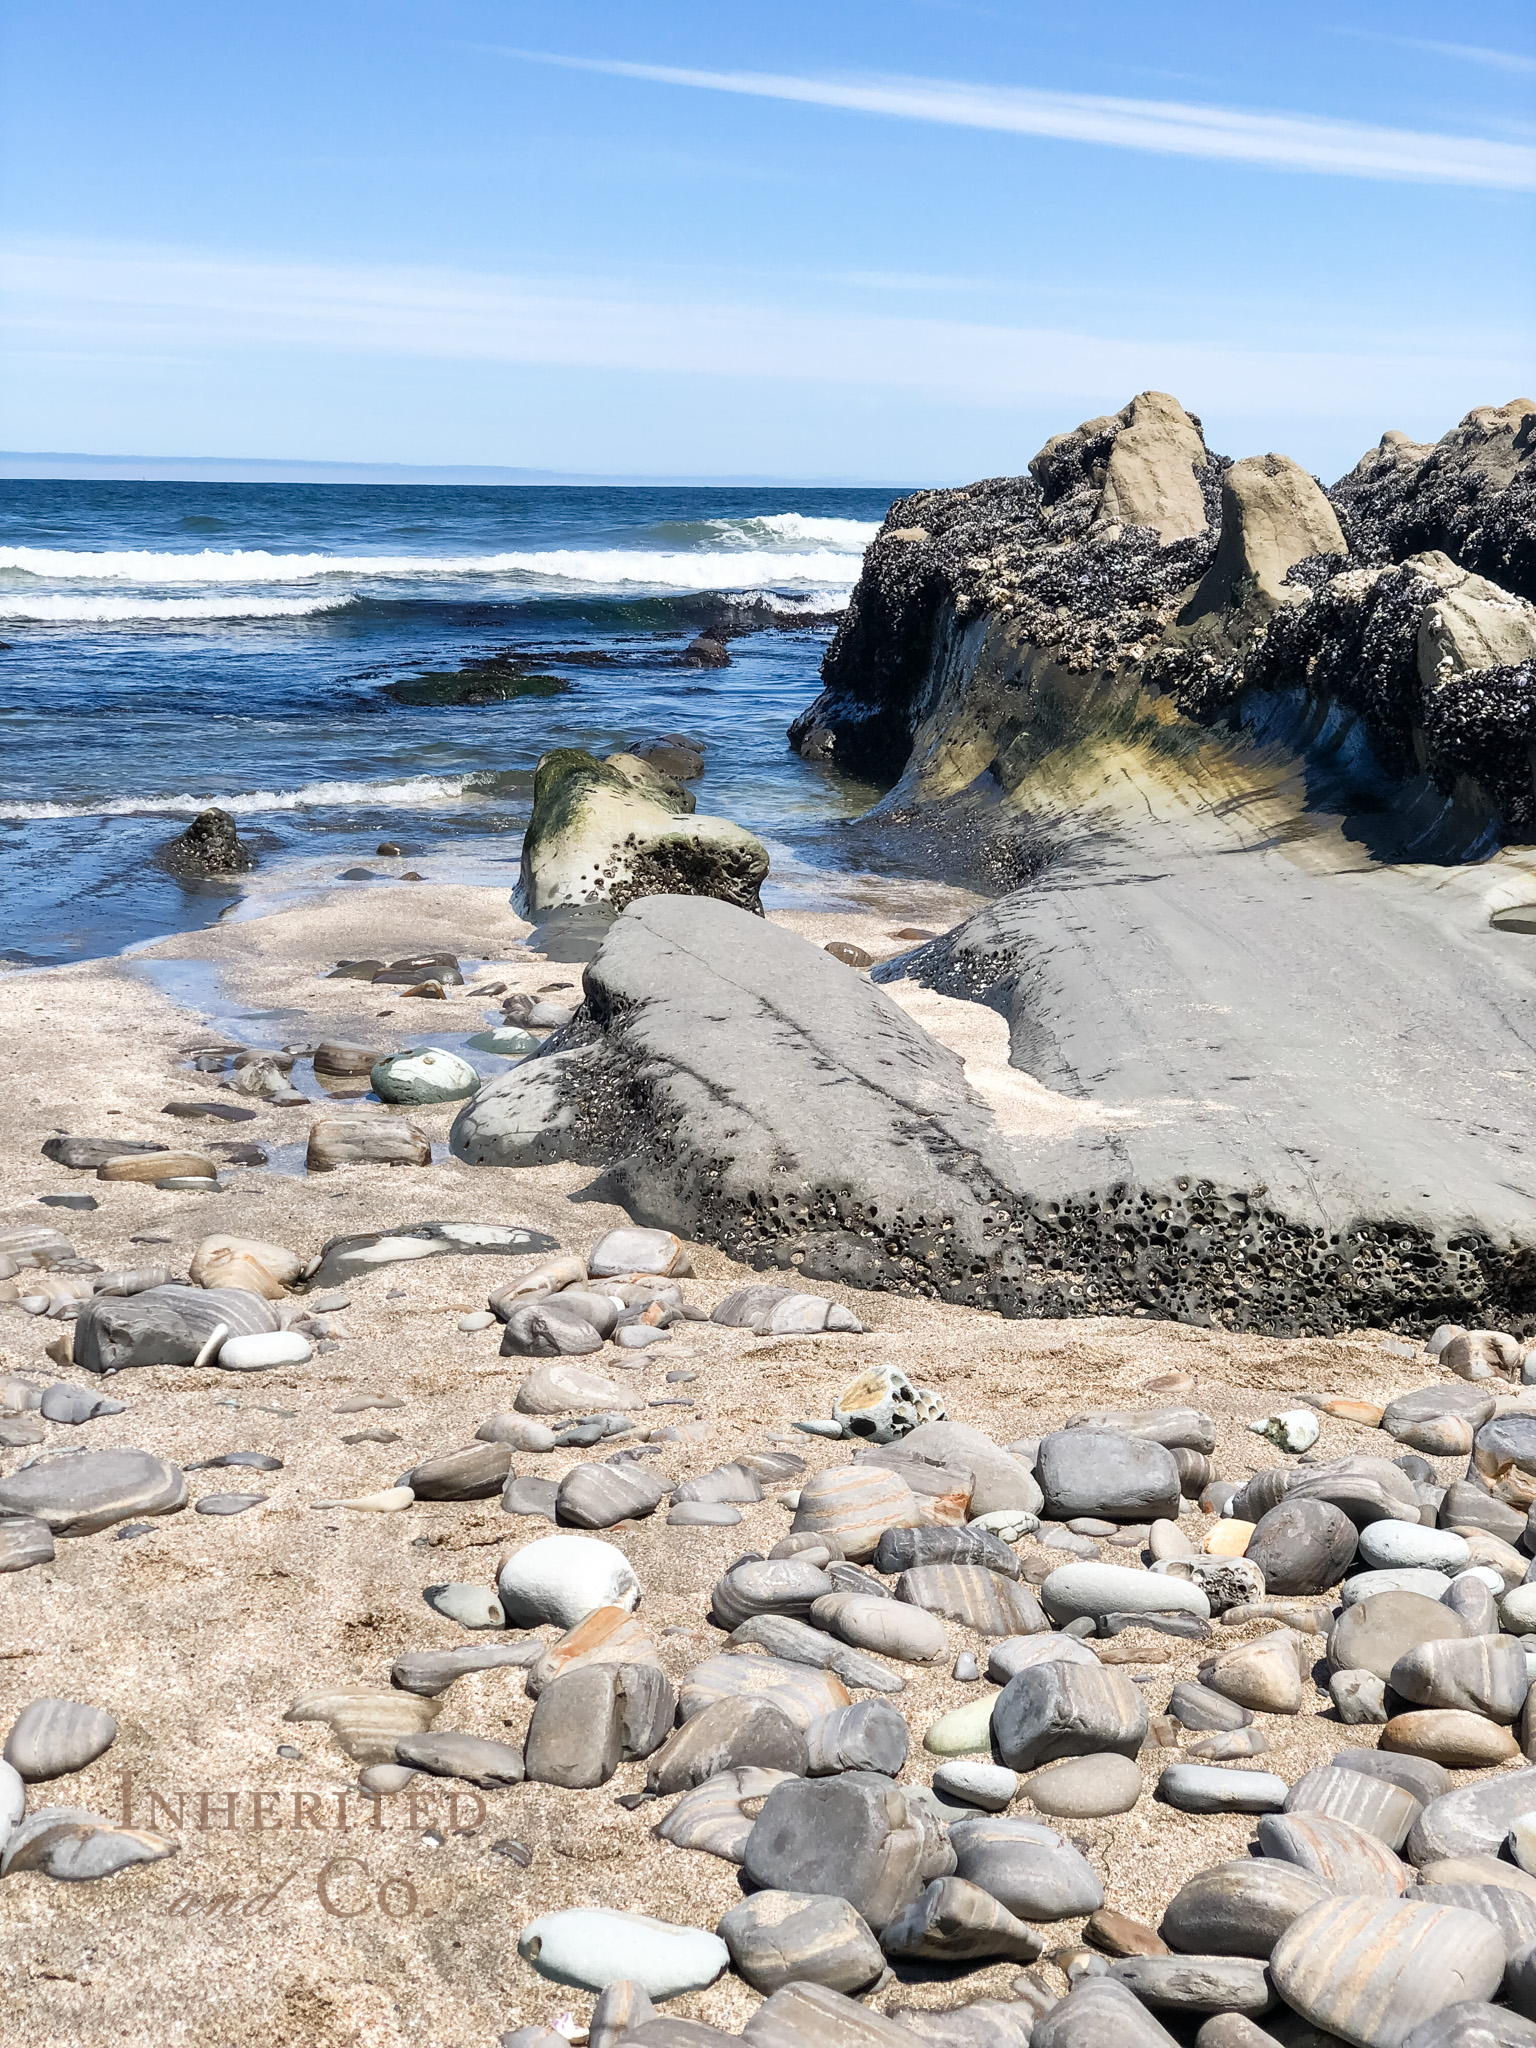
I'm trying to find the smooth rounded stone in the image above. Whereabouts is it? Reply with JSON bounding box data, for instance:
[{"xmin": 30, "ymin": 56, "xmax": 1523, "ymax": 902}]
[
  {"xmin": 1198, "ymin": 1632, "xmax": 1308, "ymax": 1715},
  {"xmin": 873, "ymin": 1524, "xmax": 1022, "ymax": 1580},
  {"xmin": 1270, "ymin": 1895, "xmax": 1505, "ymax": 2048},
  {"xmin": 358, "ymin": 1763, "xmax": 417, "ymax": 1796},
  {"xmin": 590, "ymin": 1981, "xmax": 658, "ymax": 2048},
  {"xmin": 0, "ymin": 1516, "xmax": 54, "ymax": 1574},
  {"xmin": 1414, "ymin": 1882, "xmax": 1536, "ymax": 1964},
  {"xmin": 505, "ymin": 1303, "xmax": 605, "ymax": 1362},
  {"xmin": 1036, "ymin": 1431, "xmax": 1181, "ymax": 1525},
  {"xmin": 1502, "ymin": 1587, "xmax": 1536, "ymax": 1635},
  {"xmin": 933, "ymin": 1763, "xmax": 1018, "ymax": 1813},
  {"xmin": 647, "ymin": 1697, "xmax": 807, "ymax": 1796},
  {"xmin": 740, "ymin": 1778, "xmax": 935, "ymax": 1934},
  {"xmin": 1067, "ymin": 1406, "xmax": 1217, "ymax": 1454},
  {"xmin": 1398, "ymin": 1417, "xmax": 1478, "ymax": 1458},
  {"xmin": 407, "ymin": 1441, "xmax": 513, "ymax": 1501},
  {"xmin": 305, "ymin": 1114, "xmax": 429, "ymax": 1172},
  {"xmin": 1044, "ymin": 1529, "xmax": 1101, "ymax": 1560},
  {"xmin": 727, "ymin": 1616, "xmax": 903, "ymax": 1696},
  {"xmin": 588, "ymin": 1228, "xmax": 689, "ymax": 1279},
  {"xmin": 1189, "ymin": 1729, "xmax": 1272, "ymax": 1763},
  {"xmin": 1159, "ymin": 1766, "xmax": 1288, "ymax": 1816},
  {"xmin": 1031, "ymin": 1977, "xmax": 1177, "ymax": 2048},
  {"xmin": 503, "ymin": 1475, "xmax": 559, "ymax": 1522},
  {"xmin": 881, "ymin": 1875, "xmax": 1043, "ymax": 1965},
  {"xmin": 496, "ymin": 1534, "xmax": 639, "ymax": 1630},
  {"xmin": 992, "ymin": 1661, "xmax": 1148, "ymax": 1772},
  {"xmin": 213, "ymin": 1327, "xmax": 313, "ymax": 1371},
  {"xmin": 806, "ymin": 1701, "xmax": 909, "ymax": 1778},
  {"xmin": 459, "ymin": 1311, "xmax": 496, "ymax": 1333},
  {"xmin": 518, "ymin": 1908, "xmax": 727, "ymax": 1999},
  {"xmin": 1149, "ymin": 1520, "xmax": 1196, "ymax": 1562},
  {"xmin": 1024, "ymin": 1754, "xmax": 1142, "ymax": 1818},
  {"xmin": 812, "ymin": 1593, "xmax": 948, "ymax": 1665},
  {"xmin": 425, "ymin": 1583, "xmax": 505, "ymax": 1630},
  {"xmin": 654, "ymin": 1766, "xmax": 797, "ymax": 1864},
  {"xmin": 673, "ymin": 1463, "xmax": 764, "ymax": 1507},
  {"xmin": 1459, "ymin": 1533, "xmax": 1525, "ymax": 1588},
  {"xmin": 1330, "ymin": 1752, "xmax": 1449, "ymax": 1808},
  {"xmin": 896, "ymin": 1419, "xmax": 1045, "ymax": 1520},
  {"xmin": 1168, "ymin": 1683, "xmax": 1252, "ymax": 1733},
  {"xmin": 970, "ymin": 1510, "xmax": 1040, "ymax": 1543},
  {"xmin": 712, "ymin": 1558, "xmax": 839, "ymax": 1629},
  {"xmin": 717, "ymin": 1890, "xmax": 885, "ymax": 1996},
  {"xmin": 1383, "ymin": 1385, "xmax": 1498, "ymax": 1434},
  {"xmin": 1473, "ymin": 1415, "xmax": 1536, "ymax": 1505},
  {"xmin": 954, "ymin": 1652, "xmax": 981, "ymax": 1683},
  {"xmin": 1402, "ymin": 2004, "xmax": 1536, "ymax": 2048},
  {"xmin": 896, "ymin": 1565, "xmax": 1047, "ymax": 1638},
  {"xmin": 1040, "ymin": 1562, "xmax": 1210, "ymax": 1627},
  {"xmin": 1328, "ymin": 1594, "xmax": 1470, "ymax": 1683},
  {"xmin": 396, "ymin": 1730, "xmax": 525, "ymax": 1789},
  {"xmin": 1284, "ymin": 1767, "xmax": 1421, "ymax": 1851},
  {"xmin": 4, "ymin": 1698, "xmax": 118, "ymax": 1782},
  {"xmin": 792, "ymin": 1468, "xmax": 920, "ymax": 1563},
  {"xmin": 948, "ymin": 1815, "xmax": 1104, "ymax": 1922},
  {"xmin": 1245, "ymin": 1499, "xmax": 1357, "ymax": 1597},
  {"xmin": 1110, "ymin": 1955, "xmax": 1274, "ymax": 2016},
  {"xmin": 1383, "ymin": 1713, "xmax": 1520, "ymax": 1768},
  {"xmin": 524, "ymin": 1664, "xmax": 639, "ymax": 1789},
  {"xmin": 670, "ymin": 1501, "xmax": 742, "ymax": 1527},
  {"xmin": 1344, "ymin": 1569, "xmax": 1454, "ymax": 1607},
  {"xmin": 0, "ymin": 1449, "xmax": 186, "ymax": 1538},
  {"xmin": 1160, "ymin": 1859, "xmax": 1334, "ymax": 1959},
  {"xmin": 556, "ymin": 1462, "xmax": 666, "ymax": 1529},
  {"xmin": 478, "ymin": 1414, "xmax": 558, "ymax": 1452},
  {"xmin": 1408, "ymin": 1771, "xmax": 1536, "ymax": 1867},
  {"xmin": 1256, "ymin": 1812, "xmax": 1409, "ymax": 1897},
  {"xmin": 1086, "ymin": 1908, "xmax": 1169, "ymax": 1960},
  {"xmin": 988, "ymin": 1635, "xmax": 1100, "ymax": 1684},
  {"xmin": 1285, "ymin": 1456, "xmax": 1425, "ymax": 1525},
  {"xmin": 679, "ymin": 1656, "xmax": 849, "ymax": 1734},
  {"xmin": 923, "ymin": 1695, "xmax": 1000, "ymax": 1758},
  {"xmin": 38, "ymin": 1384, "xmax": 125, "ymax": 1425},
  {"xmin": 194, "ymin": 1491, "xmax": 266, "ymax": 1516},
  {"xmin": 1390, "ymin": 1636, "xmax": 1529, "ymax": 1721},
  {"xmin": 1, "ymin": 1807, "xmax": 179, "ymax": 1882},
  {"xmin": 1356, "ymin": 1521, "xmax": 1469, "ymax": 1572},
  {"xmin": 1439, "ymin": 1576, "xmax": 1500, "ymax": 1637},
  {"xmin": 370, "ymin": 1048, "xmax": 481, "ymax": 1105}
]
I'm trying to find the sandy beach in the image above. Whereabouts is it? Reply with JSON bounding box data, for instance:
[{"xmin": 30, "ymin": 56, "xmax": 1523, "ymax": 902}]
[{"xmin": 0, "ymin": 877, "xmax": 1492, "ymax": 2048}]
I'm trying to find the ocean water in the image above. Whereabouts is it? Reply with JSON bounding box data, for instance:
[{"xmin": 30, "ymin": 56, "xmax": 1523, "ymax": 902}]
[{"xmin": 0, "ymin": 481, "xmax": 902, "ymax": 966}]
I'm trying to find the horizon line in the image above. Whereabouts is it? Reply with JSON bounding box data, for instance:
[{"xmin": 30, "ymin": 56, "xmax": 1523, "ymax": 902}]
[{"xmin": 0, "ymin": 450, "xmax": 923, "ymax": 489}]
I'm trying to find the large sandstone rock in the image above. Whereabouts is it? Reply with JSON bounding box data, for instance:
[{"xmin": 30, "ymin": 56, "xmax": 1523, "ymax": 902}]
[
  {"xmin": 1184, "ymin": 453, "xmax": 1346, "ymax": 625},
  {"xmin": 517, "ymin": 749, "xmax": 768, "ymax": 917},
  {"xmin": 1093, "ymin": 391, "xmax": 1211, "ymax": 545}
]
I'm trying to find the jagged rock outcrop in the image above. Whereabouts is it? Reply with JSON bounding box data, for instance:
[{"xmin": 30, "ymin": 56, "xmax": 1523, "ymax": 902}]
[
  {"xmin": 517, "ymin": 748, "xmax": 768, "ymax": 917},
  {"xmin": 155, "ymin": 807, "xmax": 255, "ymax": 878}
]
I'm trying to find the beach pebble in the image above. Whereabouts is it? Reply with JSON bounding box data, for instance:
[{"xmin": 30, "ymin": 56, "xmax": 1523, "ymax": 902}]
[
  {"xmin": 358, "ymin": 1764, "xmax": 416, "ymax": 1796},
  {"xmin": 305, "ymin": 1115, "xmax": 429, "ymax": 1171},
  {"xmin": 477, "ymin": 1414, "xmax": 558, "ymax": 1451},
  {"xmin": 1158, "ymin": 1766, "xmax": 1288, "ymax": 1815},
  {"xmin": 810, "ymin": 1591, "xmax": 947, "ymax": 1664},
  {"xmin": 496, "ymin": 1535, "xmax": 639, "ymax": 1630},
  {"xmin": 1023, "ymin": 1753, "xmax": 1142, "ymax": 1818},
  {"xmin": 1390, "ymin": 1635, "xmax": 1529, "ymax": 1720},
  {"xmin": 948, "ymin": 1815, "xmax": 1104, "ymax": 1921},
  {"xmin": 1270, "ymin": 1896, "xmax": 1505, "ymax": 2048},
  {"xmin": 669, "ymin": 1502, "xmax": 742, "ymax": 1527},
  {"xmin": 873, "ymin": 1523, "xmax": 1020, "ymax": 1579},
  {"xmin": 1246, "ymin": 1498, "xmax": 1357, "ymax": 1596},
  {"xmin": 1110, "ymin": 1954, "xmax": 1274, "ymax": 2016},
  {"xmin": 953, "ymin": 1652, "xmax": 980, "ymax": 1682},
  {"xmin": 503, "ymin": 1306, "xmax": 605, "ymax": 1359},
  {"xmin": 217, "ymin": 1331, "xmax": 312, "ymax": 1372},
  {"xmin": 588, "ymin": 1229, "xmax": 690, "ymax": 1279},
  {"xmin": 896, "ymin": 1564, "xmax": 1046, "ymax": 1637},
  {"xmin": 646, "ymin": 1696, "xmax": 807, "ymax": 1796},
  {"xmin": 517, "ymin": 1908, "xmax": 726, "ymax": 1999},
  {"xmin": 458, "ymin": 1311, "xmax": 495, "ymax": 1333},
  {"xmin": 1501, "ymin": 1585, "xmax": 1536, "ymax": 1634},
  {"xmin": 1159, "ymin": 1858, "xmax": 1333, "ymax": 1957},
  {"xmin": 881, "ymin": 1875, "xmax": 1042, "ymax": 1964},
  {"xmin": 805, "ymin": 1700, "xmax": 909, "ymax": 1777},
  {"xmin": 396, "ymin": 1731, "xmax": 525, "ymax": 1789},
  {"xmin": 556, "ymin": 1462, "xmax": 666, "ymax": 1529},
  {"xmin": 38, "ymin": 1384, "xmax": 125, "ymax": 1425},
  {"xmin": 1344, "ymin": 1567, "xmax": 1453, "ymax": 1605},
  {"xmin": 4, "ymin": 1698, "xmax": 118, "ymax": 1782},
  {"xmin": 1148, "ymin": 1519, "xmax": 1194, "ymax": 1561},
  {"xmin": 792, "ymin": 1468, "xmax": 920, "ymax": 1562},
  {"xmin": 425, "ymin": 1583, "xmax": 505, "ymax": 1630},
  {"xmin": 923, "ymin": 1695, "xmax": 998, "ymax": 1757},
  {"xmin": 370, "ymin": 1048, "xmax": 481, "ymax": 1104},
  {"xmin": 1256, "ymin": 1811, "xmax": 1409, "ymax": 1895},
  {"xmin": 1, "ymin": 1808, "xmax": 178, "ymax": 1883},
  {"xmin": 740, "ymin": 1777, "xmax": 930, "ymax": 1933},
  {"xmin": 1040, "ymin": 1561, "xmax": 1209, "ymax": 1626},
  {"xmin": 0, "ymin": 1517, "xmax": 54, "ymax": 1574},
  {"xmin": 1197, "ymin": 1633, "xmax": 1307, "ymax": 1714},
  {"xmin": 1382, "ymin": 1711, "xmax": 1520, "ymax": 1767},
  {"xmin": 317, "ymin": 1486, "xmax": 415, "ymax": 1512},
  {"xmin": 710, "ymin": 1560, "xmax": 835, "ymax": 1631},
  {"xmin": 194, "ymin": 1492, "xmax": 266, "ymax": 1515},
  {"xmin": 0, "ymin": 1448, "xmax": 186, "ymax": 1537},
  {"xmin": 716, "ymin": 1891, "xmax": 885, "ymax": 1997},
  {"xmin": 933, "ymin": 1762, "xmax": 1018, "ymax": 1812},
  {"xmin": 1168, "ymin": 1682, "xmax": 1252, "ymax": 1732},
  {"xmin": 407, "ymin": 1443, "xmax": 512, "ymax": 1501},
  {"xmin": 390, "ymin": 1644, "xmax": 543, "ymax": 1697},
  {"xmin": 672, "ymin": 1463, "xmax": 763, "ymax": 1506},
  {"xmin": 514, "ymin": 1363, "xmax": 642, "ymax": 1413},
  {"xmin": 1359, "ymin": 1524, "xmax": 1471, "ymax": 1573},
  {"xmin": 1407, "ymin": 1770, "xmax": 1536, "ymax": 1864},
  {"xmin": 1329, "ymin": 1591, "xmax": 1469, "ymax": 1681},
  {"xmin": 992, "ymin": 1661, "xmax": 1147, "ymax": 1772},
  {"xmin": 1331, "ymin": 1668, "xmax": 1390, "ymax": 1723},
  {"xmin": 1284, "ymin": 1764, "xmax": 1421, "ymax": 1850},
  {"xmin": 1035, "ymin": 1431, "xmax": 1180, "ymax": 1524}
]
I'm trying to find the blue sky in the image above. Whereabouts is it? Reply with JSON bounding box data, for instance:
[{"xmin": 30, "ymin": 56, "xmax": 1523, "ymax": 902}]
[{"xmin": 1, "ymin": 0, "xmax": 1533, "ymax": 481}]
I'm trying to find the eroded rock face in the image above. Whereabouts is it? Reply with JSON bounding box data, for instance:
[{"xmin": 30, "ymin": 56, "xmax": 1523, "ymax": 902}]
[{"xmin": 517, "ymin": 748, "xmax": 768, "ymax": 917}]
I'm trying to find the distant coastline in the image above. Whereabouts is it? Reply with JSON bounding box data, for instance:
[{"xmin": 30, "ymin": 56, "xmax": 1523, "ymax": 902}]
[{"xmin": 0, "ymin": 450, "xmax": 923, "ymax": 488}]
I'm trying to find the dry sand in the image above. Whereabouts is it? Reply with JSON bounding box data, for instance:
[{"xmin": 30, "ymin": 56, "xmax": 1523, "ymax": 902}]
[{"xmin": 0, "ymin": 880, "xmax": 1512, "ymax": 2048}]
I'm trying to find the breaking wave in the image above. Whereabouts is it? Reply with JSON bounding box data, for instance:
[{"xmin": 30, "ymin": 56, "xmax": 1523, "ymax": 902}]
[{"xmin": 0, "ymin": 770, "xmax": 529, "ymax": 821}]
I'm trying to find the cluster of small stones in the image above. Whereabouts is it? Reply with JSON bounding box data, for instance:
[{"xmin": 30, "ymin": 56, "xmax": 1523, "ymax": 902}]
[{"xmin": 19, "ymin": 1194, "xmax": 1536, "ymax": 2048}]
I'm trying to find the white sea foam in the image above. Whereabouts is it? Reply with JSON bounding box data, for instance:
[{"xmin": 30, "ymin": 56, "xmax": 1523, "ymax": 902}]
[
  {"xmin": 0, "ymin": 542, "xmax": 863, "ymax": 592},
  {"xmin": 0, "ymin": 773, "xmax": 501, "ymax": 821},
  {"xmin": 706, "ymin": 513, "xmax": 881, "ymax": 548},
  {"xmin": 0, "ymin": 592, "xmax": 357, "ymax": 623}
]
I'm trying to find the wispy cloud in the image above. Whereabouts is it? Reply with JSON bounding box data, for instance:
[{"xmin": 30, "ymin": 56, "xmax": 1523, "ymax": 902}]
[
  {"xmin": 492, "ymin": 52, "xmax": 1536, "ymax": 191},
  {"xmin": 1340, "ymin": 31, "xmax": 1536, "ymax": 77},
  {"xmin": 3, "ymin": 238, "xmax": 1531, "ymax": 428}
]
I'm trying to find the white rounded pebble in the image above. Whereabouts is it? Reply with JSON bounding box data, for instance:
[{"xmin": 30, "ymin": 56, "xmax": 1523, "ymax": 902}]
[
  {"xmin": 1249, "ymin": 1409, "xmax": 1319, "ymax": 1454},
  {"xmin": 1501, "ymin": 1585, "xmax": 1536, "ymax": 1634},
  {"xmin": 933, "ymin": 1761, "xmax": 1018, "ymax": 1811},
  {"xmin": 518, "ymin": 1908, "xmax": 728, "ymax": 1998},
  {"xmin": 1340, "ymin": 1567, "xmax": 1452, "ymax": 1606},
  {"xmin": 217, "ymin": 1331, "xmax": 313, "ymax": 1372},
  {"xmin": 1509, "ymin": 1812, "xmax": 1536, "ymax": 1875},
  {"xmin": 1040, "ymin": 1560, "xmax": 1210, "ymax": 1624},
  {"xmin": 457, "ymin": 1312, "xmax": 496, "ymax": 1333},
  {"xmin": 497, "ymin": 1534, "xmax": 640, "ymax": 1630},
  {"xmin": 968, "ymin": 1510, "xmax": 1039, "ymax": 1541},
  {"xmin": 0, "ymin": 1758, "xmax": 25, "ymax": 1858},
  {"xmin": 1357, "ymin": 1524, "xmax": 1470, "ymax": 1573},
  {"xmin": 1456, "ymin": 1565, "xmax": 1508, "ymax": 1594}
]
